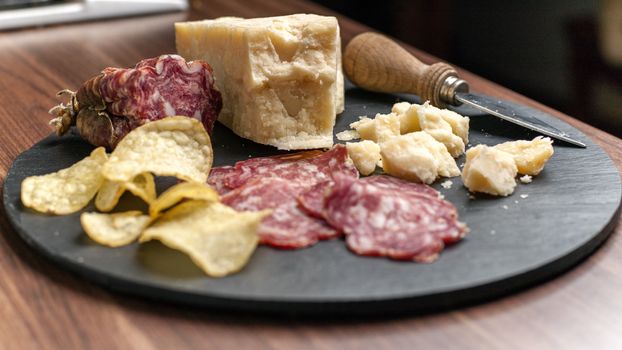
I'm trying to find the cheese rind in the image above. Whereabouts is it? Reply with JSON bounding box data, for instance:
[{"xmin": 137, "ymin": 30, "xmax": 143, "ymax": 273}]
[
  {"xmin": 346, "ymin": 140, "xmax": 381, "ymax": 176},
  {"xmin": 380, "ymin": 132, "xmax": 460, "ymax": 184},
  {"xmin": 175, "ymin": 14, "xmax": 344, "ymax": 150},
  {"xmin": 494, "ymin": 136, "xmax": 554, "ymax": 175},
  {"xmin": 462, "ymin": 145, "xmax": 518, "ymax": 196}
]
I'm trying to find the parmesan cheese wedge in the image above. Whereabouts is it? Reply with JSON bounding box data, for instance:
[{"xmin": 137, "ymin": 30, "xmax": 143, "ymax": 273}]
[{"xmin": 176, "ymin": 14, "xmax": 344, "ymax": 150}]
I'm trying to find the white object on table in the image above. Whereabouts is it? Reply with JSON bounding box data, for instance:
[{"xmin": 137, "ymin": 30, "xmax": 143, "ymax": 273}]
[{"xmin": 0, "ymin": 0, "xmax": 187, "ymax": 31}]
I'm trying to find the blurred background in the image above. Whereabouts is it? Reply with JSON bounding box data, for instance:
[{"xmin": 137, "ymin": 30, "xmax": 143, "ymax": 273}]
[
  {"xmin": 316, "ymin": 0, "xmax": 622, "ymax": 137},
  {"xmin": 2, "ymin": 0, "xmax": 621, "ymax": 136}
]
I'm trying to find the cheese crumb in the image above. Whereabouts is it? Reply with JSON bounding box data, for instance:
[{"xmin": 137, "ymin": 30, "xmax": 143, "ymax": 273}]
[
  {"xmin": 502, "ymin": 205, "xmax": 509, "ymax": 210},
  {"xmin": 519, "ymin": 174, "xmax": 533, "ymax": 183},
  {"xmin": 520, "ymin": 194, "xmax": 529, "ymax": 199},
  {"xmin": 441, "ymin": 180, "xmax": 453, "ymax": 189},
  {"xmin": 336, "ymin": 130, "xmax": 360, "ymax": 141}
]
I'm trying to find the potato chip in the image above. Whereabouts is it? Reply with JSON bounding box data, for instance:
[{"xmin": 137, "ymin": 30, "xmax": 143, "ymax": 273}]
[
  {"xmin": 140, "ymin": 201, "xmax": 270, "ymax": 277},
  {"xmin": 21, "ymin": 147, "xmax": 107, "ymax": 214},
  {"xmin": 95, "ymin": 180, "xmax": 125, "ymax": 212},
  {"xmin": 95, "ymin": 173, "xmax": 157, "ymax": 212},
  {"xmin": 81, "ymin": 211, "xmax": 151, "ymax": 247},
  {"xmin": 149, "ymin": 181, "xmax": 219, "ymax": 218},
  {"xmin": 123, "ymin": 173, "xmax": 156, "ymax": 204},
  {"xmin": 102, "ymin": 116, "xmax": 213, "ymax": 184}
]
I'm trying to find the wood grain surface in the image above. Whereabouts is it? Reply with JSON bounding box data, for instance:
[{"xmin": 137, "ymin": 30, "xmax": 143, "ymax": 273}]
[{"xmin": 0, "ymin": 0, "xmax": 621, "ymax": 349}]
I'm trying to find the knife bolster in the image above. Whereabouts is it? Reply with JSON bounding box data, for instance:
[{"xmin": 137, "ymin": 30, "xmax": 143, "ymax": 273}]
[
  {"xmin": 440, "ymin": 76, "xmax": 469, "ymax": 106},
  {"xmin": 418, "ymin": 62, "xmax": 460, "ymax": 108}
]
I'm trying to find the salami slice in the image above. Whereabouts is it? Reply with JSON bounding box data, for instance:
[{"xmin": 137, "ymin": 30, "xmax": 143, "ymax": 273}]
[
  {"xmin": 361, "ymin": 175, "xmax": 441, "ymax": 199},
  {"xmin": 323, "ymin": 175, "xmax": 468, "ymax": 262},
  {"xmin": 221, "ymin": 177, "xmax": 340, "ymax": 249},
  {"xmin": 297, "ymin": 181, "xmax": 332, "ymax": 218},
  {"xmin": 226, "ymin": 145, "xmax": 357, "ymax": 189},
  {"xmin": 298, "ymin": 175, "xmax": 441, "ymax": 221},
  {"xmin": 207, "ymin": 166, "xmax": 237, "ymax": 195}
]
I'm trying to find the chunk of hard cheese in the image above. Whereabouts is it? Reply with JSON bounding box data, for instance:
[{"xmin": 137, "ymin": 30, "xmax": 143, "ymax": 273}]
[
  {"xmin": 462, "ymin": 145, "xmax": 518, "ymax": 196},
  {"xmin": 380, "ymin": 132, "xmax": 460, "ymax": 184},
  {"xmin": 494, "ymin": 136, "xmax": 554, "ymax": 175},
  {"xmin": 176, "ymin": 14, "xmax": 344, "ymax": 150},
  {"xmin": 398, "ymin": 102, "xmax": 467, "ymax": 157},
  {"xmin": 350, "ymin": 113, "xmax": 400, "ymax": 144},
  {"xmin": 346, "ymin": 140, "xmax": 381, "ymax": 176}
]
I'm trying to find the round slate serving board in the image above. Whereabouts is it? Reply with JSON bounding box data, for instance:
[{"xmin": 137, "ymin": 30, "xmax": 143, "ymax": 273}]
[{"xmin": 4, "ymin": 84, "xmax": 621, "ymax": 315}]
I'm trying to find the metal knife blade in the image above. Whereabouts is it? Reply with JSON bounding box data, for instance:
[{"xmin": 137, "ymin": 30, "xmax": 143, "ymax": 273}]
[{"xmin": 454, "ymin": 92, "xmax": 586, "ymax": 148}]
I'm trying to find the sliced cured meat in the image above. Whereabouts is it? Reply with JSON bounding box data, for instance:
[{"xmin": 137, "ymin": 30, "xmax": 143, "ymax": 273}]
[
  {"xmin": 323, "ymin": 174, "xmax": 467, "ymax": 262},
  {"xmin": 297, "ymin": 181, "xmax": 332, "ymax": 218},
  {"xmin": 222, "ymin": 177, "xmax": 340, "ymax": 249},
  {"xmin": 226, "ymin": 145, "xmax": 357, "ymax": 189},
  {"xmin": 207, "ymin": 166, "xmax": 237, "ymax": 195},
  {"xmin": 298, "ymin": 175, "xmax": 441, "ymax": 220},
  {"xmin": 361, "ymin": 175, "xmax": 441, "ymax": 199}
]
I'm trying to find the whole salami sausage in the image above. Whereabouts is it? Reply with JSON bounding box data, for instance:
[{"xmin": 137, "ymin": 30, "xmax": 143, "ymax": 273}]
[{"xmin": 49, "ymin": 55, "xmax": 222, "ymax": 149}]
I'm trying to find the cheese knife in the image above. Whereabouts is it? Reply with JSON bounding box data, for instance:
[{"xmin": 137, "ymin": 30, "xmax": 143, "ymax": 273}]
[{"xmin": 343, "ymin": 32, "xmax": 586, "ymax": 148}]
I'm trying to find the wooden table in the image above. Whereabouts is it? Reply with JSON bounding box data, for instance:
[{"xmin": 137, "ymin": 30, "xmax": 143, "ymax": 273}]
[{"xmin": 1, "ymin": 1, "xmax": 621, "ymax": 349}]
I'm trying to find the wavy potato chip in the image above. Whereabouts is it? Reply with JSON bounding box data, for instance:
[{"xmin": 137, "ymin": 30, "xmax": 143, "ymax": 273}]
[
  {"xmin": 95, "ymin": 180, "xmax": 125, "ymax": 212},
  {"xmin": 123, "ymin": 173, "xmax": 157, "ymax": 204},
  {"xmin": 21, "ymin": 147, "xmax": 107, "ymax": 215},
  {"xmin": 81, "ymin": 211, "xmax": 151, "ymax": 247},
  {"xmin": 140, "ymin": 201, "xmax": 270, "ymax": 277},
  {"xmin": 102, "ymin": 116, "xmax": 213, "ymax": 184},
  {"xmin": 95, "ymin": 173, "xmax": 157, "ymax": 212},
  {"xmin": 149, "ymin": 181, "xmax": 219, "ymax": 218}
]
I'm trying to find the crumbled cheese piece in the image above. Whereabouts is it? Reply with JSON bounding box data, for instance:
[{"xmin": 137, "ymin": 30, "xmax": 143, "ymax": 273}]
[
  {"xmin": 441, "ymin": 180, "xmax": 453, "ymax": 189},
  {"xmin": 396, "ymin": 102, "xmax": 467, "ymax": 157},
  {"xmin": 350, "ymin": 113, "xmax": 400, "ymax": 144},
  {"xmin": 520, "ymin": 194, "xmax": 529, "ymax": 199},
  {"xmin": 461, "ymin": 145, "xmax": 518, "ymax": 196},
  {"xmin": 380, "ymin": 132, "xmax": 459, "ymax": 184},
  {"xmin": 176, "ymin": 14, "xmax": 343, "ymax": 150},
  {"xmin": 494, "ymin": 136, "xmax": 554, "ymax": 175},
  {"xmin": 391, "ymin": 101, "xmax": 411, "ymax": 116},
  {"xmin": 336, "ymin": 129, "xmax": 360, "ymax": 141},
  {"xmin": 519, "ymin": 174, "xmax": 533, "ymax": 183},
  {"xmin": 346, "ymin": 140, "xmax": 381, "ymax": 176},
  {"xmin": 502, "ymin": 205, "xmax": 509, "ymax": 210}
]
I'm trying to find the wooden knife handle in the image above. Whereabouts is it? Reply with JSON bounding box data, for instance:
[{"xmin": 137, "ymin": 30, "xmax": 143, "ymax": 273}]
[{"xmin": 343, "ymin": 32, "xmax": 462, "ymax": 107}]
